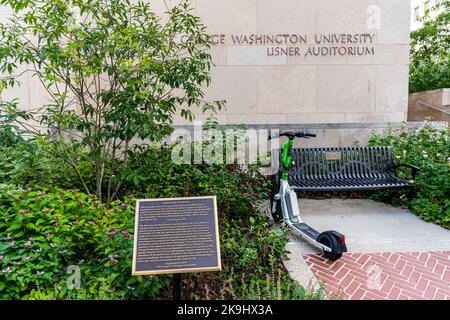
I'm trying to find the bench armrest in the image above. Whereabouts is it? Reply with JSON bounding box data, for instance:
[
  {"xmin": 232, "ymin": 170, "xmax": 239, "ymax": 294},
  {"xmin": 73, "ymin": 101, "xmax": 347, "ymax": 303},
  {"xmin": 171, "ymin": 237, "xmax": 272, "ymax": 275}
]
[{"xmin": 395, "ymin": 163, "xmax": 420, "ymax": 180}]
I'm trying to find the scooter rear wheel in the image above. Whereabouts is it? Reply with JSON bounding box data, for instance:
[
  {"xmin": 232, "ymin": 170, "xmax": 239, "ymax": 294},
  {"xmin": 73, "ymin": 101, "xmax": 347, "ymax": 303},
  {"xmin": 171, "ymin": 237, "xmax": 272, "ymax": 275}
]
[{"xmin": 317, "ymin": 233, "xmax": 342, "ymax": 261}]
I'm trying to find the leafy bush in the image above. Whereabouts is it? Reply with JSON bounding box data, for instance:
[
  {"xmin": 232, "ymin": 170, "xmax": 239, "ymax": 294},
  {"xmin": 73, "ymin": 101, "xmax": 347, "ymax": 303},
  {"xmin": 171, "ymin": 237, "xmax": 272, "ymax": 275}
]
[
  {"xmin": 0, "ymin": 108, "xmax": 314, "ymax": 299},
  {"xmin": 0, "ymin": 137, "xmax": 78, "ymax": 189},
  {"xmin": 0, "ymin": 107, "xmax": 78, "ymax": 189},
  {"xmin": 0, "ymin": 100, "xmax": 30, "ymax": 147},
  {"xmin": 119, "ymin": 144, "xmax": 269, "ymax": 220},
  {"xmin": 369, "ymin": 123, "xmax": 450, "ymax": 227},
  {"xmin": 0, "ymin": 142, "xmax": 313, "ymax": 300},
  {"xmin": 409, "ymin": 0, "xmax": 450, "ymax": 93},
  {"xmin": 0, "ymin": 187, "xmax": 169, "ymax": 299}
]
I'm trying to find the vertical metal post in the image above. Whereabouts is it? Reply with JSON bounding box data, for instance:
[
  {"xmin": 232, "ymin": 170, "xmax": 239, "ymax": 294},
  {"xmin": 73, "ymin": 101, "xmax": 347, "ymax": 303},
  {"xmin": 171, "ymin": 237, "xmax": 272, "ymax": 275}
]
[{"xmin": 172, "ymin": 274, "xmax": 182, "ymax": 300}]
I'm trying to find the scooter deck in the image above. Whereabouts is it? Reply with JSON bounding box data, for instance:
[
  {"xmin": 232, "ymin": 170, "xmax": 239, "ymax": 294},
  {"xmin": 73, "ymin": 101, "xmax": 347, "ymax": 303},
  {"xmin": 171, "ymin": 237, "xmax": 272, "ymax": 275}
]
[{"xmin": 291, "ymin": 222, "xmax": 320, "ymax": 240}]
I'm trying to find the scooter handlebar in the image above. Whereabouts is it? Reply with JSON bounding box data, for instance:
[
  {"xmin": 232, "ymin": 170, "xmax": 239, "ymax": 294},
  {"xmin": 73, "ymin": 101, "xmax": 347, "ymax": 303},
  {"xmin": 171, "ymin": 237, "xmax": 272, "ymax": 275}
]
[
  {"xmin": 268, "ymin": 131, "xmax": 316, "ymax": 140},
  {"xmin": 302, "ymin": 132, "xmax": 317, "ymax": 138}
]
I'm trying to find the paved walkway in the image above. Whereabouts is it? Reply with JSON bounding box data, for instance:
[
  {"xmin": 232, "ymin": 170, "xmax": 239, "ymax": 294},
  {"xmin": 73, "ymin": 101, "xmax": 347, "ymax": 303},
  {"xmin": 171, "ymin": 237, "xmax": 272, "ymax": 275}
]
[{"xmin": 281, "ymin": 199, "xmax": 450, "ymax": 300}]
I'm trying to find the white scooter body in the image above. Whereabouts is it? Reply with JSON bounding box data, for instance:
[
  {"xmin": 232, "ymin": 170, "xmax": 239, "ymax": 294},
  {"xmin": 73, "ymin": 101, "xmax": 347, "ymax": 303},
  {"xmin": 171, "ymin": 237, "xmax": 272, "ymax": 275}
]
[{"xmin": 274, "ymin": 180, "xmax": 333, "ymax": 253}]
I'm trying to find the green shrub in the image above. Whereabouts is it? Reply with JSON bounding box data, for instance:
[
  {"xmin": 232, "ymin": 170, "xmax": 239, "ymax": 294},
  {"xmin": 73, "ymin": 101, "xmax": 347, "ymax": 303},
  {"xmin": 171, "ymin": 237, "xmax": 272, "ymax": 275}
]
[
  {"xmin": 0, "ymin": 100, "xmax": 30, "ymax": 147},
  {"xmin": 0, "ymin": 138, "xmax": 74, "ymax": 189},
  {"xmin": 0, "ymin": 125, "xmax": 314, "ymax": 299},
  {"xmin": 369, "ymin": 124, "xmax": 450, "ymax": 227},
  {"xmin": 118, "ymin": 144, "xmax": 270, "ymax": 221},
  {"xmin": 0, "ymin": 187, "xmax": 169, "ymax": 299},
  {"xmin": 0, "ymin": 142, "xmax": 311, "ymax": 299},
  {"xmin": 409, "ymin": 1, "xmax": 450, "ymax": 93}
]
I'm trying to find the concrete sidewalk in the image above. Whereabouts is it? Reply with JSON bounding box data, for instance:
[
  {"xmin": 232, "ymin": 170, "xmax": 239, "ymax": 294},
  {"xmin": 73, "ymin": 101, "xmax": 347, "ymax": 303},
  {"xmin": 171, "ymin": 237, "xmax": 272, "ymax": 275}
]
[{"xmin": 281, "ymin": 199, "xmax": 450, "ymax": 295}]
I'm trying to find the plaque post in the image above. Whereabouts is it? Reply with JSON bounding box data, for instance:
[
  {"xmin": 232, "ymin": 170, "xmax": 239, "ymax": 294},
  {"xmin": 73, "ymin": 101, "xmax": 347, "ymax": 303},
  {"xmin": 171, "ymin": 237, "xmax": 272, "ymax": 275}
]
[{"xmin": 172, "ymin": 273, "xmax": 182, "ymax": 300}]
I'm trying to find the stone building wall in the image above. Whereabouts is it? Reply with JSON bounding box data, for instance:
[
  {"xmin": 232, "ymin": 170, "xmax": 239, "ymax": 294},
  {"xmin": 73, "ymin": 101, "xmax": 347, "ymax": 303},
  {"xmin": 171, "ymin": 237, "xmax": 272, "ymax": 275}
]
[{"xmin": 1, "ymin": 0, "xmax": 412, "ymax": 146}]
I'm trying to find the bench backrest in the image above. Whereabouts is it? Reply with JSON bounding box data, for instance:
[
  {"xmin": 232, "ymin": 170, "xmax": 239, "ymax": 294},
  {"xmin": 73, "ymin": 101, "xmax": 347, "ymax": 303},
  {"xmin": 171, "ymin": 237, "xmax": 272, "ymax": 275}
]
[{"xmin": 278, "ymin": 147, "xmax": 396, "ymax": 180}]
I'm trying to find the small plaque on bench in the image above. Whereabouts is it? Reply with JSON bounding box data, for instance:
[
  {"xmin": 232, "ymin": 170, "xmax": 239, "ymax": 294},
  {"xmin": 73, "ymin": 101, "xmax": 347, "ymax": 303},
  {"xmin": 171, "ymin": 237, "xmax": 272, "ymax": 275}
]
[
  {"xmin": 325, "ymin": 152, "xmax": 342, "ymax": 161},
  {"xmin": 132, "ymin": 196, "xmax": 221, "ymax": 275}
]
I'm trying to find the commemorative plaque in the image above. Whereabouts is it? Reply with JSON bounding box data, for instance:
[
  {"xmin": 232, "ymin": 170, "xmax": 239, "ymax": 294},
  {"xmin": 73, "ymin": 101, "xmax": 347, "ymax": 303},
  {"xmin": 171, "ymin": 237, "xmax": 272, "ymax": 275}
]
[{"xmin": 132, "ymin": 196, "xmax": 221, "ymax": 275}]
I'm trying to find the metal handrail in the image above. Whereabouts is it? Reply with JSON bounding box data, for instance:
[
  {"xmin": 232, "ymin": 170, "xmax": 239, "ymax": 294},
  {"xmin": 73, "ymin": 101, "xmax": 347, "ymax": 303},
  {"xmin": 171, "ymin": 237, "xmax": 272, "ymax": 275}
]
[{"xmin": 418, "ymin": 100, "xmax": 450, "ymax": 115}]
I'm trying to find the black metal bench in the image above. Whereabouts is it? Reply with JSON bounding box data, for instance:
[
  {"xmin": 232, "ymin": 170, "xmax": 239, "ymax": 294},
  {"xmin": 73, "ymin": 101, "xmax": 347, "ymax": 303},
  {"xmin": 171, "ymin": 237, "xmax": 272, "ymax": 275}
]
[{"xmin": 276, "ymin": 147, "xmax": 419, "ymax": 192}]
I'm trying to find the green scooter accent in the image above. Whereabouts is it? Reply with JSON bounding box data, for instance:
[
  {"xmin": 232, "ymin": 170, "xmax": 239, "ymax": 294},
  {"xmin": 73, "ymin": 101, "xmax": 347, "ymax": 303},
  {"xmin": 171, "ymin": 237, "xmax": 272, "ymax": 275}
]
[{"xmin": 281, "ymin": 138, "xmax": 294, "ymax": 181}]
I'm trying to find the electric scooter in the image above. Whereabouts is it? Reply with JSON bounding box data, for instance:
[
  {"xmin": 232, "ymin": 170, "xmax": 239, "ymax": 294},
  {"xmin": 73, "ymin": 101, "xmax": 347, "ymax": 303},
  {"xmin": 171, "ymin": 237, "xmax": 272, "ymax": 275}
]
[{"xmin": 269, "ymin": 131, "xmax": 347, "ymax": 261}]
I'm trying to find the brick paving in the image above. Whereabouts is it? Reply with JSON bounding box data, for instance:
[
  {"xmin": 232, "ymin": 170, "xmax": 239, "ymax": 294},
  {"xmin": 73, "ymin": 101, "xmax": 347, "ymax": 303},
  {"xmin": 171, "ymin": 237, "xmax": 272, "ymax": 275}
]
[{"xmin": 303, "ymin": 251, "xmax": 450, "ymax": 300}]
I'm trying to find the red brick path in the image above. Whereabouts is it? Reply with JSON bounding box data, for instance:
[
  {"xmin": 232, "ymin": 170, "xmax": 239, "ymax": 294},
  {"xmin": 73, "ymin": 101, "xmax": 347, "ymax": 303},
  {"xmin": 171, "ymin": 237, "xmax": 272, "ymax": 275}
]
[{"xmin": 303, "ymin": 251, "xmax": 450, "ymax": 300}]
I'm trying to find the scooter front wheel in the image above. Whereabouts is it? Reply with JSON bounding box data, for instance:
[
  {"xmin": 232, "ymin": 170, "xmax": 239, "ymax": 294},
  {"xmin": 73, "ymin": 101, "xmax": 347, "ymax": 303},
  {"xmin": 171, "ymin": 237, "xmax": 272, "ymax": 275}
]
[{"xmin": 317, "ymin": 232, "xmax": 343, "ymax": 261}]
